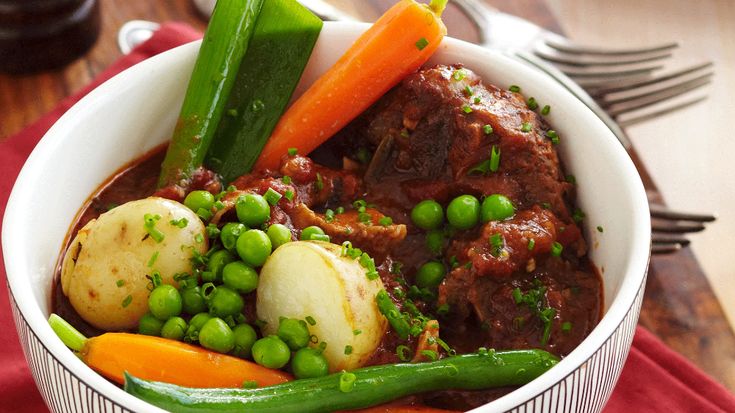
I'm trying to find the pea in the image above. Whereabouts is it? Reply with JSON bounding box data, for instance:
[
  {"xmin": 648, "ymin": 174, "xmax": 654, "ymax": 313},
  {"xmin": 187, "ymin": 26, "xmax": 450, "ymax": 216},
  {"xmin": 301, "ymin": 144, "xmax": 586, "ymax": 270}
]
[
  {"xmin": 207, "ymin": 286, "xmax": 244, "ymax": 319},
  {"xmin": 220, "ymin": 222, "xmax": 247, "ymax": 251},
  {"xmin": 207, "ymin": 249, "xmax": 237, "ymax": 282},
  {"xmin": 267, "ymin": 223, "xmax": 292, "ymax": 249},
  {"xmin": 481, "ymin": 194, "xmax": 515, "ymax": 222},
  {"xmin": 277, "ymin": 318, "xmax": 310, "ymax": 350},
  {"xmin": 425, "ymin": 229, "xmax": 444, "ymax": 255},
  {"xmin": 446, "ymin": 195, "xmax": 480, "ymax": 230},
  {"xmin": 300, "ymin": 226, "xmax": 325, "ymax": 241},
  {"xmin": 252, "ymin": 336, "xmax": 291, "ymax": 369},
  {"xmin": 148, "ymin": 284, "xmax": 182, "ymax": 321},
  {"xmin": 236, "ymin": 229, "xmax": 272, "ymax": 267},
  {"xmin": 199, "ymin": 317, "xmax": 235, "ymax": 353},
  {"xmin": 291, "ymin": 348, "xmax": 329, "ymax": 379},
  {"xmin": 415, "ymin": 261, "xmax": 446, "ymax": 289},
  {"xmin": 222, "ymin": 261, "xmax": 259, "ymax": 294},
  {"xmin": 232, "ymin": 323, "xmax": 258, "ymax": 359},
  {"xmin": 161, "ymin": 316, "xmax": 188, "ymax": 341},
  {"xmin": 138, "ymin": 313, "xmax": 164, "ymax": 336},
  {"xmin": 180, "ymin": 286, "xmax": 206, "ymax": 315},
  {"xmin": 184, "ymin": 190, "xmax": 215, "ymax": 213},
  {"xmin": 185, "ymin": 312, "xmax": 212, "ymax": 341},
  {"xmin": 236, "ymin": 193, "xmax": 270, "ymax": 227},
  {"xmin": 411, "ymin": 200, "xmax": 444, "ymax": 230}
]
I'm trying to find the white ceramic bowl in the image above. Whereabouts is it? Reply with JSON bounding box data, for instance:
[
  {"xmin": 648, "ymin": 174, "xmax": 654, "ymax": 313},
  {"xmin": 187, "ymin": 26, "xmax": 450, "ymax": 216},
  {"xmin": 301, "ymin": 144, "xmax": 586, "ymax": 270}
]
[{"xmin": 3, "ymin": 22, "xmax": 650, "ymax": 413}]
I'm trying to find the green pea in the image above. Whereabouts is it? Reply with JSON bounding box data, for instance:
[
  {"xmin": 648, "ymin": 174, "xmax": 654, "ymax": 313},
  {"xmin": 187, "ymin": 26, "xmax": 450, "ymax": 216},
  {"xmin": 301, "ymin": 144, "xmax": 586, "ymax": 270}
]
[
  {"xmin": 160, "ymin": 316, "xmax": 188, "ymax": 341},
  {"xmin": 267, "ymin": 224, "xmax": 292, "ymax": 249},
  {"xmin": 232, "ymin": 323, "xmax": 258, "ymax": 359},
  {"xmin": 185, "ymin": 312, "xmax": 212, "ymax": 341},
  {"xmin": 481, "ymin": 194, "xmax": 515, "ymax": 222},
  {"xmin": 199, "ymin": 317, "xmax": 235, "ymax": 353},
  {"xmin": 291, "ymin": 347, "xmax": 329, "ymax": 379},
  {"xmin": 207, "ymin": 286, "xmax": 244, "ymax": 319},
  {"xmin": 222, "ymin": 261, "xmax": 259, "ymax": 294},
  {"xmin": 138, "ymin": 313, "xmax": 164, "ymax": 336},
  {"xmin": 236, "ymin": 229, "xmax": 272, "ymax": 267},
  {"xmin": 252, "ymin": 335, "xmax": 291, "ymax": 369},
  {"xmin": 277, "ymin": 318, "xmax": 310, "ymax": 350},
  {"xmin": 300, "ymin": 226, "xmax": 325, "ymax": 241},
  {"xmin": 180, "ymin": 286, "xmax": 206, "ymax": 315},
  {"xmin": 148, "ymin": 284, "xmax": 182, "ymax": 321},
  {"xmin": 425, "ymin": 229, "xmax": 444, "ymax": 255},
  {"xmin": 236, "ymin": 193, "xmax": 270, "ymax": 227},
  {"xmin": 207, "ymin": 249, "xmax": 237, "ymax": 282},
  {"xmin": 446, "ymin": 195, "xmax": 480, "ymax": 230},
  {"xmin": 220, "ymin": 222, "xmax": 247, "ymax": 251},
  {"xmin": 184, "ymin": 190, "xmax": 215, "ymax": 213},
  {"xmin": 415, "ymin": 261, "xmax": 446, "ymax": 289},
  {"xmin": 411, "ymin": 200, "xmax": 444, "ymax": 230}
]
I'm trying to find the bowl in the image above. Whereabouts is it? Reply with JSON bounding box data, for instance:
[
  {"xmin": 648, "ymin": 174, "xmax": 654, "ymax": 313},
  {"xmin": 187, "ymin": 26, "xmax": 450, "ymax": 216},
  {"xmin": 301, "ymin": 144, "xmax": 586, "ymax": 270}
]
[{"xmin": 2, "ymin": 22, "xmax": 650, "ymax": 412}]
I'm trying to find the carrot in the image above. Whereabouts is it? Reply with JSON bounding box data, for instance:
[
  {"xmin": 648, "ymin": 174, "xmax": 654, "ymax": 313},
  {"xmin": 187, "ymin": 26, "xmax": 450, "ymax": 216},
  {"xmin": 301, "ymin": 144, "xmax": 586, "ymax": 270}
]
[
  {"xmin": 49, "ymin": 315, "xmax": 290, "ymax": 388},
  {"xmin": 254, "ymin": 0, "xmax": 449, "ymax": 171}
]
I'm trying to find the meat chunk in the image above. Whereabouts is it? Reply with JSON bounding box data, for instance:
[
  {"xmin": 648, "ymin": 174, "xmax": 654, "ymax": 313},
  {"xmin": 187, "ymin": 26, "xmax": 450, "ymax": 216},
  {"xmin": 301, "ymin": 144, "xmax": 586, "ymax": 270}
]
[
  {"xmin": 289, "ymin": 204, "xmax": 407, "ymax": 258},
  {"xmin": 342, "ymin": 65, "xmax": 572, "ymax": 219}
]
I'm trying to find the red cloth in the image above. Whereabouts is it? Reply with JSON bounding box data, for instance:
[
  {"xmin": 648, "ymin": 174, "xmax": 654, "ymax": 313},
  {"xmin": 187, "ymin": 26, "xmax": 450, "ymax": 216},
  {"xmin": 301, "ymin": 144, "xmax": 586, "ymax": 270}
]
[{"xmin": 1, "ymin": 22, "xmax": 734, "ymax": 413}]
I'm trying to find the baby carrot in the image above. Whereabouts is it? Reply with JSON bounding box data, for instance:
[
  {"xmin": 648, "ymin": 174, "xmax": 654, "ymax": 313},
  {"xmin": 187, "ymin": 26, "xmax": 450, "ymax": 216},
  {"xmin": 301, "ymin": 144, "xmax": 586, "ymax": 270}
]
[{"xmin": 254, "ymin": 0, "xmax": 449, "ymax": 171}]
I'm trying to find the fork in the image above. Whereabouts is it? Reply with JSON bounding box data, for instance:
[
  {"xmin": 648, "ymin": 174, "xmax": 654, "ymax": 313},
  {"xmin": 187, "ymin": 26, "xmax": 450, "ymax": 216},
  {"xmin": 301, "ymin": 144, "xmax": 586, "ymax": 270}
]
[{"xmin": 451, "ymin": 0, "xmax": 714, "ymax": 128}]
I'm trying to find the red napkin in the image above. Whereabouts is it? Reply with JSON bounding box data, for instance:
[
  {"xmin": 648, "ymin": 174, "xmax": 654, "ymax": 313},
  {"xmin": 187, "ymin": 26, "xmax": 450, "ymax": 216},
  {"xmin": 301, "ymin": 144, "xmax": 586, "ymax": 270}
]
[{"xmin": 1, "ymin": 22, "xmax": 734, "ymax": 413}]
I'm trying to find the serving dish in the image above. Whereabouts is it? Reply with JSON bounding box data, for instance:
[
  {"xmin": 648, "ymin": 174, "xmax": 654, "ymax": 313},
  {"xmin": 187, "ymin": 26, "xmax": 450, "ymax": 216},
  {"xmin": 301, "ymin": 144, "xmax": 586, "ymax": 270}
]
[{"xmin": 2, "ymin": 22, "xmax": 650, "ymax": 412}]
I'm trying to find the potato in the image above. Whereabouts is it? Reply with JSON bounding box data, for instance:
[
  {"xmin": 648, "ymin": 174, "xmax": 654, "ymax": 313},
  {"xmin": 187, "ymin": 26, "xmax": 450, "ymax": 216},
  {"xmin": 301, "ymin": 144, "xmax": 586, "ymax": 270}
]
[
  {"xmin": 61, "ymin": 197, "xmax": 206, "ymax": 331},
  {"xmin": 257, "ymin": 241, "xmax": 387, "ymax": 372}
]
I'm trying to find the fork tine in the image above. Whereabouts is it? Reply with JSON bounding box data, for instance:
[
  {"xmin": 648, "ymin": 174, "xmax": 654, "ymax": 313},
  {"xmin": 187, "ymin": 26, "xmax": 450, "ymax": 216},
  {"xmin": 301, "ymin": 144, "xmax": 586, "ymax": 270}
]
[
  {"xmin": 601, "ymin": 72, "xmax": 713, "ymax": 106},
  {"xmin": 558, "ymin": 61, "xmax": 664, "ymax": 78},
  {"xmin": 544, "ymin": 37, "xmax": 679, "ymax": 56},
  {"xmin": 605, "ymin": 76, "xmax": 712, "ymax": 116},
  {"xmin": 651, "ymin": 244, "xmax": 683, "ymax": 254},
  {"xmin": 649, "ymin": 205, "xmax": 716, "ymax": 222},
  {"xmin": 587, "ymin": 62, "xmax": 714, "ymax": 95},
  {"xmin": 652, "ymin": 235, "xmax": 691, "ymax": 246},
  {"xmin": 617, "ymin": 96, "xmax": 708, "ymax": 127},
  {"xmin": 534, "ymin": 44, "xmax": 673, "ymax": 67},
  {"xmin": 652, "ymin": 221, "xmax": 706, "ymax": 234}
]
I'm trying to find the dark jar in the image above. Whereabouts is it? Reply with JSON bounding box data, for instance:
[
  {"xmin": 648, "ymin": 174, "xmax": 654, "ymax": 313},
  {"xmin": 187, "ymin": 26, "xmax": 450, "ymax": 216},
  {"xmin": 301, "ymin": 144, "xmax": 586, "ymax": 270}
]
[{"xmin": 0, "ymin": 0, "xmax": 100, "ymax": 74}]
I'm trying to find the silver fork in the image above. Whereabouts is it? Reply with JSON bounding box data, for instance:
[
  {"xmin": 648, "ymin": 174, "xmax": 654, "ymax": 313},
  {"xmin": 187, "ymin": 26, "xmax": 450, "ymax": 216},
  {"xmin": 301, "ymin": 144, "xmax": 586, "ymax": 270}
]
[{"xmin": 452, "ymin": 0, "xmax": 714, "ymax": 128}]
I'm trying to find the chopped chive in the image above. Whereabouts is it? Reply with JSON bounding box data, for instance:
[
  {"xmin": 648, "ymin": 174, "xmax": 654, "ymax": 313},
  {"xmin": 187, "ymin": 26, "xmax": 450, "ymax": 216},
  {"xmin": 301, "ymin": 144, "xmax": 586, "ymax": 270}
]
[
  {"xmin": 344, "ymin": 345, "xmax": 353, "ymax": 355},
  {"xmin": 214, "ymin": 200, "xmax": 225, "ymax": 210},
  {"xmin": 281, "ymin": 175, "xmax": 292, "ymax": 184},
  {"xmin": 143, "ymin": 213, "xmax": 165, "ymax": 243},
  {"xmin": 464, "ymin": 85, "xmax": 473, "ymax": 96},
  {"xmin": 597, "ymin": 226, "xmax": 604, "ymax": 233},
  {"xmin": 325, "ymin": 209, "xmax": 335, "ymax": 223},
  {"xmin": 473, "ymin": 96, "xmax": 481, "ymax": 104},
  {"xmin": 194, "ymin": 233, "xmax": 204, "ymax": 243},
  {"xmin": 420, "ymin": 349, "xmax": 438, "ymax": 361},
  {"xmin": 527, "ymin": 97, "xmax": 538, "ymax": 110},
  {"xmin": 305, "ymin": 316, "xmax": 316, "ymax": 326},
  {"xmin": 541, "ymin": 105, "xmax": 551, "ymax": 115},
  {"xmin": 509, "ymin": 85, "xmax": 521, "ymax": 93},
  {"xmin": 121, "ymin": 295, "xmax": 133, "ymax": 308},
  {"xmin": 520, "ymin": 122, "xmax": 532, "ymax": 132},
  {"xmin": 512, "ymin": 287, "xmax": 523, "ymax": 304},
  {"xmin": 147, "ymin": 251, "xmax": 159, "ymax": 268},
  {"xmin": 396, "ymin": 344, "xmax": 412, "ymax": 361},
  {"xmin": 335, "ymin": 206, "xmax": 345, "ymax": 214},
  {"xmin": 489, "ymin": 145, "xmax": 501, "ymax": 172},
  {"xmin": 527, "ymin": 238, "xmax": 536, "ymax": 251},
  {"xmin": 379, "ymin": 216, "xmax": 393, "ymax": 226},
  {"xmin": 315, "ymin": 172, "xmax": 324, "ymax": 192},
  {"xmin": 116, "ymin": 279, "xmax": 125, "ymax": 287},
  {"xmin": 169, "ymin": 217, "xmax": 188, "ymax": 228},
  {"xmin": 415, "ymin": 37, "xmax": 429, "ymax": 51},
  {"xmin": 400, "ymin": 129, "xmax": 410, "ymax": 138},
  {"xmin": 206, "ymin": 223, "xmax": 220, "ymax": 238},
  {"xmin": 483, "ymin": 124, "xmax": 493, "ymax": 135},
  {"xmin": 196, "ymin": 207, "xmax": 212, "ymax": 221},
  {"xmin": 541, "ymin": 202, "xmax": 551, "ymax": 210},
  {"xmin": 339, "ymin": 372, "xmax": 356, "ymax": 393},
  {"xmin": 284, "ymin": 190, "xmax": 294, "ymax": 201},
  {"xmin": 572, "ymin": 208, "xmax": 585, "ymax": 223},
  {"xmin": 462, "ymin": 105, "xmax": 473, "ymax": 114},
  {"xmin": 565, "ymin": 174, "xmax": 576, "ymax": 185},
  {"xmin": 436, "ymin": 303, "xmax": 450, "ymax": 315},
  {"xmin": 551, "ymin": 241, "xmax": 563, "ymax": 257},
  {"xmin": 353, "ymin": 329, "xmax": 362, "ymax": 336},
  {"xmin": 546, "ymin": 130, "xmax": 560, "ymax": 145},
  {"xmin": 489, "ymin": 233, "xmax": 504, "ymax": 256},
  {"xmin": 287, "ymin": 147, "xmax": 298, "ymax": 156},
  {"xmin": 264, "ymin": 188, "xmax": 282, "ymax": 205},
  {"xmin": 452, "ymin": 68, "xmax": 467, "ymax": 81},
  {"xmin": 562, "ymin": 321, "xmax": 573, "ymax": 332}
]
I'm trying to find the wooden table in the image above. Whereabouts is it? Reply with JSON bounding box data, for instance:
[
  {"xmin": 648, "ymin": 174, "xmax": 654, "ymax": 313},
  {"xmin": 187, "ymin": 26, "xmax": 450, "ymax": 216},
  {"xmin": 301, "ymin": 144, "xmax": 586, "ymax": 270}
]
[{"xmin": 1, "ymin": 0, "xmax": 733, "ymax": 392}]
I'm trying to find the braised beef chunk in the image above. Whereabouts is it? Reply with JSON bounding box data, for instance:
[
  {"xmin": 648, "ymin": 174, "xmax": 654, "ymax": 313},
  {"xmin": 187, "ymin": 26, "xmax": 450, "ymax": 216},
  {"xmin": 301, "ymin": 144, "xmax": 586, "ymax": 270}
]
[{"xmin": 339, "ymin": 65, "xmax": 572, "ymax": 220}]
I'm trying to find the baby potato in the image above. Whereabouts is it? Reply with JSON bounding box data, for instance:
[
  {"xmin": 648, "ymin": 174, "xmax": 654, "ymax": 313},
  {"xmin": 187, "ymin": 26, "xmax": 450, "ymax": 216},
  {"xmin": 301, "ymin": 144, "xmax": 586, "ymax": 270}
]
[
  {"xmin": 61, "ymin": 197, "xmax": 206, "ymax": 331},
  {"xmin": 257, "ymin": 241, "xmax": 387, "ymax": 372}
]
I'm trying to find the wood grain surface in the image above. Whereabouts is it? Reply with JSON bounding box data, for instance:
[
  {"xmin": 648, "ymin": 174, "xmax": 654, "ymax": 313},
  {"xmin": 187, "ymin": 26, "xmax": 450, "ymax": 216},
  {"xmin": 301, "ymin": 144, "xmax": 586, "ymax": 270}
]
[{"xmin": 1, "ymin": 0, "xmax": 733, "ymax": 392}]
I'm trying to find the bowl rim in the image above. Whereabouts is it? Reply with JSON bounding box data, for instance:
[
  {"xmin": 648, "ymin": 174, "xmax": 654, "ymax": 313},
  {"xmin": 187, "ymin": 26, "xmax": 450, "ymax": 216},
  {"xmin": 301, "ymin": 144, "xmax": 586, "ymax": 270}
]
[{"xmin": 3, "ymin": 21, "xmax": 651, "ymax": 413}]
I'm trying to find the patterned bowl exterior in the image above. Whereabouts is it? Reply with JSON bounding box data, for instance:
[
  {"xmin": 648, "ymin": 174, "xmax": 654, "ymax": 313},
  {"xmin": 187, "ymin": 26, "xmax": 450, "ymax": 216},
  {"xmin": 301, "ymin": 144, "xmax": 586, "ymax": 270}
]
[{"xmin": 8, "ymin": 271, "xmax": 646, "ymax": 413}]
